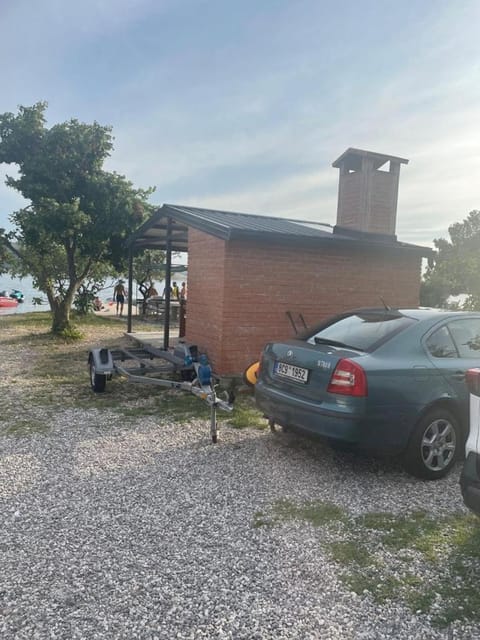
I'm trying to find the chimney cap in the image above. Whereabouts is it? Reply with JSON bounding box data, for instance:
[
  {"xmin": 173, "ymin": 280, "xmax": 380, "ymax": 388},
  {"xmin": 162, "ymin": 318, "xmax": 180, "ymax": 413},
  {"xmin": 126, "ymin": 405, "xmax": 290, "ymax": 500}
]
[{"xmin": 332, "ymin": 147, "xmax": 409, "ymax": 169}]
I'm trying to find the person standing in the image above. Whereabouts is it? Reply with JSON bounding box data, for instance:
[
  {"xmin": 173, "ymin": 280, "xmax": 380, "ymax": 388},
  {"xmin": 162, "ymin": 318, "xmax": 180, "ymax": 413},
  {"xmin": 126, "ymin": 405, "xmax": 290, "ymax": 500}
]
[
  {"xmin": 113, "ymin": 280, "xmax": 126, "ymax": 316},
  {"xmin": 180, "ymin": 282, "xmax": 187, "ymax": 300},
  {"xmin": 147, "ymin": 283, "xmax": 158, "ymax": 297},
  {"xmin": 171, "ymin": 281, "xmax": 179, "ymax": 299}
]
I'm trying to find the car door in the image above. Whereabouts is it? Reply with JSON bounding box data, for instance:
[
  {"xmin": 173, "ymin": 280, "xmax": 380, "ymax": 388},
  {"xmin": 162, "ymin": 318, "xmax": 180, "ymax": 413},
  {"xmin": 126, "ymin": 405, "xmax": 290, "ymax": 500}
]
[
  {"xmin": 461, "ymin": 368, "xmax": 480, "ymax": 514},
  {"xmin": 424, "ymin": 317, "xmax": 480, "ymax": 413}
]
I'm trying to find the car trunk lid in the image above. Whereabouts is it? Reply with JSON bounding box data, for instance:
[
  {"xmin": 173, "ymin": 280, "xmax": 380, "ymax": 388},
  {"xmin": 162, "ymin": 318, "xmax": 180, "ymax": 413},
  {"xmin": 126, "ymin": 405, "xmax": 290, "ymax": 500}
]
[{"xmin": 261, "ymin": 339, "xmax": 365, "ymax": 402}]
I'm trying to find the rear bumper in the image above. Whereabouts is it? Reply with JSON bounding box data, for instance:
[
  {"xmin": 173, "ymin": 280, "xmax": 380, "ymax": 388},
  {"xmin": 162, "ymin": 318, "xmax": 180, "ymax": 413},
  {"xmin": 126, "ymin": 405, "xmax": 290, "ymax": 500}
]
[
  {"xmin": 255, "ymin": 381, "xmax": 415, "ymax": 454},
  {"xmin": 460, "ymin": 452, "xmax": 480, "ymax": 515}
]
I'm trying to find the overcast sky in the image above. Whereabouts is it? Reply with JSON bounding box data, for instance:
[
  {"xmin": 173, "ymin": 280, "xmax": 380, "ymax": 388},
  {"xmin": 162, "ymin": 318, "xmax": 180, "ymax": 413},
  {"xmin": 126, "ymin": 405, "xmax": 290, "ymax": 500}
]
[{"xmin": 1, "ymin": 0, "xmax": 479, "ymax": 247}]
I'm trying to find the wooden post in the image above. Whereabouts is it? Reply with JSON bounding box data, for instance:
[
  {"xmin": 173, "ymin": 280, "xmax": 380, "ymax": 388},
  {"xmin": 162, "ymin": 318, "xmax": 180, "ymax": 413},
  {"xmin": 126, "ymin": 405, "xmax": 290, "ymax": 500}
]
[
  {"xmin": 127, "ymin": 246, "xmax": 133, "ymax": 333},
  {"xmin": 164, "ymin": 217, "xmax": 172, "ymax": 351},
  {"xmin": 179, "ymin": 299, "xmax": 186, "ymax": 337}
]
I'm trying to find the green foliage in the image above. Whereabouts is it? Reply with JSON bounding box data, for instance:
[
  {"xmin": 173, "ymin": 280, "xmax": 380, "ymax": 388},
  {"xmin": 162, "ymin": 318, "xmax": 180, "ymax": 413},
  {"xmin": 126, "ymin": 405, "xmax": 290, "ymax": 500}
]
[
  {"xmin": 73, "ymin": 278, "xmax": 107, "ymax": 315},
  {"xmin": 421, "ymin": 210, "xmax": 480, "ymax": 309},
  {"xmin": 73, "ymin": 286, "xmax": 96, "ymax": 315},
  {"xmin": 0, "ymin": 102, "xmax": 155, "ymax": 334},
  {"xmin": 56, "ymin": 324, "xmax": 84, "ymax": 341}
]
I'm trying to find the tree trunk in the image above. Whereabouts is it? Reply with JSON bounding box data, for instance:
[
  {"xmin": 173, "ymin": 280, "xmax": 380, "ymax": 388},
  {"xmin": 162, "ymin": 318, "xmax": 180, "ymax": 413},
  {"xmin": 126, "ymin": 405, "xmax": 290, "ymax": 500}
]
[
  {"xmin": 49, "ymin": 287, "xmax": 78, "ymax": 335},
  {"xmin": 51, "ymin": 298, "xmax": 72, "ymax": 334}
]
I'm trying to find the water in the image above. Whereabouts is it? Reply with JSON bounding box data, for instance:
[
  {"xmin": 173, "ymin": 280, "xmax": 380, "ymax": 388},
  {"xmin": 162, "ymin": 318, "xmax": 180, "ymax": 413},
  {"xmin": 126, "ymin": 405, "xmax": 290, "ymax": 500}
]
[
  {"xmin": 0, "ymin": 274, "xmax": 188, "ymax": 315},
  {"xmin": 0, "ymin": 274, "xmax": 45, "ymax": 315}
]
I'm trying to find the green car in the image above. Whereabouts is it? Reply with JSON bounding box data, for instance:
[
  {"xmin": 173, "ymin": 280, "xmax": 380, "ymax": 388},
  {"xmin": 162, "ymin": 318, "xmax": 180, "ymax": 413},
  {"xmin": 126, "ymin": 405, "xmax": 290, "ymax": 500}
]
[{"xmin": 255, "ymin": 308, "xmax": 480, "ymax": 480}]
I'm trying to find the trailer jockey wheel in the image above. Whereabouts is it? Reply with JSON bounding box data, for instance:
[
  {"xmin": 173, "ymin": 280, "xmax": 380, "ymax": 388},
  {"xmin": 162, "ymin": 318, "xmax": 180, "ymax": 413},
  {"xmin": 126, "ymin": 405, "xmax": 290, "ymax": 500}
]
[
  {"xmin": 210, "ymin": 407, "xmax": 218, "ymax": 444},
  {"xmin": 89, "ymin": 360, "xmax": 106, "ymax": 393}
]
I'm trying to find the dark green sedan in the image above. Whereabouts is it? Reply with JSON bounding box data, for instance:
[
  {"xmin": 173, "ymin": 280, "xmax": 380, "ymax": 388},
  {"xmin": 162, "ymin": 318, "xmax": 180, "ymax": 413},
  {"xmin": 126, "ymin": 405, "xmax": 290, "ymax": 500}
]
[{"xmin": 255, "ymin": 308, "xmax": 480, "ymax": 480}]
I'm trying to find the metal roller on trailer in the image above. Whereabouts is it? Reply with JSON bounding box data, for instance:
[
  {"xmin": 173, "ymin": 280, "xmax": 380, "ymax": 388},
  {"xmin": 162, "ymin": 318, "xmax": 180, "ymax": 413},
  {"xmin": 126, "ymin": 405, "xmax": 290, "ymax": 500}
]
[{"xmin": 88, "ymin": 341, "xmax": 233, "ymax": 443}]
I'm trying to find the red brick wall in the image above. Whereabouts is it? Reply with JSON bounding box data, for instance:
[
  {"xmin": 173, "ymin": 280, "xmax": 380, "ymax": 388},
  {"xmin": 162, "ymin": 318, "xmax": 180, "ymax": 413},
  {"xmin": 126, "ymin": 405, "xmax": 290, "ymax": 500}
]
[{"xmin": 186, "ymin": 229, "xmax": 423, "ymax": 375}]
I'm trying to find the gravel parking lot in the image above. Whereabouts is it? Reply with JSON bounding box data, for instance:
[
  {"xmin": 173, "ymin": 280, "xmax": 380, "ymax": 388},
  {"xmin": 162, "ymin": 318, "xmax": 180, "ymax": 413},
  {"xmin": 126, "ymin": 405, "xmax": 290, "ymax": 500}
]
[{"xmin": 1, "ymin": 321, "xmax": 479, "ymax": 639}]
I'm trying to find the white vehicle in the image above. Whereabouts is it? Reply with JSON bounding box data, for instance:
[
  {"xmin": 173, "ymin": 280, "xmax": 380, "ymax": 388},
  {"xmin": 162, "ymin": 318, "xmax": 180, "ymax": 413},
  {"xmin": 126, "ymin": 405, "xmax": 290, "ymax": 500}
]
[{"xmin": 460, "ymin": 368, "xmax": 480, "ymax": 514}]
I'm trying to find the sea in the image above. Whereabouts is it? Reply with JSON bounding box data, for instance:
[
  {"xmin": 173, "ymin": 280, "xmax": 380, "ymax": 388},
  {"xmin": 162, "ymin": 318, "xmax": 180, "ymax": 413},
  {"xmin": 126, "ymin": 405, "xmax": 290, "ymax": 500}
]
[
  {"xmin": 0, "ymin": 275, "xmax": 44, "ymax": 315},
  {"xmin": 0, "ymin": 273, "xmax": 188, "ymax": 316}
]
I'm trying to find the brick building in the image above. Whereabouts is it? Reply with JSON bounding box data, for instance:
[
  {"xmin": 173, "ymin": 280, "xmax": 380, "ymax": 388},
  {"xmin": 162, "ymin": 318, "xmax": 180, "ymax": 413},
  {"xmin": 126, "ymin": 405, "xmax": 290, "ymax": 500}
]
[{"xmin": 127, "ymin": 148, "xmax": 432, "ymax": 375}]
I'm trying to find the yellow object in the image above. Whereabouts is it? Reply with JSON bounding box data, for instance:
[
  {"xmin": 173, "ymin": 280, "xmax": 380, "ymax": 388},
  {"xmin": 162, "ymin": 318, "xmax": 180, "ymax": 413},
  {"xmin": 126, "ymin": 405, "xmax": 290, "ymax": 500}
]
[{"xmin": 244, "ymin": 361, "xmax": 260, "ymax": 387}]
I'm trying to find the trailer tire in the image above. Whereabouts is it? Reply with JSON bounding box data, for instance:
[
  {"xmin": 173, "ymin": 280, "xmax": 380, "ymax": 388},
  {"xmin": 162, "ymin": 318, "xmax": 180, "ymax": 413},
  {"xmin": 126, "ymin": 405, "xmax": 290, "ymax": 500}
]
[{"xmin": 90, "ymin": 361, "xmax": 106, "ymax": 393}]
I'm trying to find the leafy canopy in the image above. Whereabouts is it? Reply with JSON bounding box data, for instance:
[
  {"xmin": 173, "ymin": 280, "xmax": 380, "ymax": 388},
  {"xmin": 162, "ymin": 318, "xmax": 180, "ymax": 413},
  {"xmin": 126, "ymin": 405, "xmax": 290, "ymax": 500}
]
[
  {"xmin": 421, "ymin": 210, "xmax": 480, "ymax": 310},
  {"xmin": 0, "ymin": 102, "xmax": 154, "ymax": 333}
]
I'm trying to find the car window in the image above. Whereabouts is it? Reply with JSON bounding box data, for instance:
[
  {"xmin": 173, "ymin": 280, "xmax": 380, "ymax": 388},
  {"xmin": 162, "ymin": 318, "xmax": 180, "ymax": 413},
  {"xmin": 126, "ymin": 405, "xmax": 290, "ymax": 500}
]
[
  {"xmin": 447, "ymin": 319, "xmax": 480, "ymax": 358},
  {"xmin": 426, "ymin": 325, "xmax": 458, "ymax": 358},
  {"xmin": 305, "ymin": 311, "xmax": 417, "ymax": 352}
]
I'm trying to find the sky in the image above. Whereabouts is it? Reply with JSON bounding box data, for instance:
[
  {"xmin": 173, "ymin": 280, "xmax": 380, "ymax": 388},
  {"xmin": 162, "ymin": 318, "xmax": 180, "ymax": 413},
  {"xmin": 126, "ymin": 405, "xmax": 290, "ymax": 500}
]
[{"xmin": 0, "ymin": 0, "xmax": 479, "ymax": 247}]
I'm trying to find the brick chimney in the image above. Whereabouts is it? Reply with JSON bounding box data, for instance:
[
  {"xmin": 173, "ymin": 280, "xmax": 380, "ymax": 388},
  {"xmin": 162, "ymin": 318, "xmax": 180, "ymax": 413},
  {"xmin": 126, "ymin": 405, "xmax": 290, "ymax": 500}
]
[{"xmin": 332, "ymin": 148, "xmax": 408, "ymax": 240}]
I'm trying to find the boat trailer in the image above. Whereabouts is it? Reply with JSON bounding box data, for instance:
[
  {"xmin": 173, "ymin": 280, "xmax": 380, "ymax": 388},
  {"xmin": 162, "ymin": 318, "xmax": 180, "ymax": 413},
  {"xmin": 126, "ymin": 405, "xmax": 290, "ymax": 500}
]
[{"xmin": 88, "ymin": 341, "xmax": 234, "ymax": 443}]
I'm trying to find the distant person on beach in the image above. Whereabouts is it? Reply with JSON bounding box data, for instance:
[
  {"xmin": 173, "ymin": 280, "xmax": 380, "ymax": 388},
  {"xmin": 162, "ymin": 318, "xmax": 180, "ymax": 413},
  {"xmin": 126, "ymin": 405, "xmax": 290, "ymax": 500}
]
[
  {"xmin": 93, "ymin": 296, "xmax": 103, "ymax": 311},
  {"xmin": 113, "ymin": 280, "xmax": 126, "ymax": 316},
  {"xmin": 180, "ymin": 282, "xmax": 187, "ymax": 300},
  {"xmin": 171, "ymin": 282, "xmax": 179, "ymax": 299},
  {"xmin": 147, "ymin": 283, "xmax": 158, "ymax": 297}
]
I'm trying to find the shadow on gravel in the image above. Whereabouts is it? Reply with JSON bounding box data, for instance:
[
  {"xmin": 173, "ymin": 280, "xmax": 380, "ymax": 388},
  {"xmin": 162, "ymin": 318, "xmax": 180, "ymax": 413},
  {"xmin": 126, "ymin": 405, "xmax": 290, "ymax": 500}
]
[{"xmin": 269, "ymin": 427, "xmax": 405, "ymax": 477}]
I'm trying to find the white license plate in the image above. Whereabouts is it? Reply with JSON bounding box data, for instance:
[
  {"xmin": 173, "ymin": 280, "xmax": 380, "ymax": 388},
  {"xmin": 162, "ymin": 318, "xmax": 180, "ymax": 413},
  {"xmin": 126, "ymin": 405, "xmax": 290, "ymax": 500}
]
[{"xmin": 274, "ymin": 361, "xmax": 309, "ymax": 383}]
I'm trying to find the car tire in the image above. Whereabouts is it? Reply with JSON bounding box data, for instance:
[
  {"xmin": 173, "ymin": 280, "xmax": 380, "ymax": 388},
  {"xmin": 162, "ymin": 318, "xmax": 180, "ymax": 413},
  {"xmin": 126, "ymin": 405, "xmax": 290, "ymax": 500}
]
[
  {"xmin": 90, "ymin": 361, "xmax": 106, "ymax": 393},
  {"xmin": 403, "ymin": 408, "xmax": 460, "ymax": 480}
]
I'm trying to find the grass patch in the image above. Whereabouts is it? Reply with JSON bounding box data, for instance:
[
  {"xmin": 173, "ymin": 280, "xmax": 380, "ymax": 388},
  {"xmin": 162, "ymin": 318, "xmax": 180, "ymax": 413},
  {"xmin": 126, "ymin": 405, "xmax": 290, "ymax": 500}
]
[
  {"xmin": 226, "ymin": 395, "xmax": 266, "ymax": 430},
  {"xmin": 4, "ymin": 418, "xmax": 51, "ymax": 436},
  {"xmin": 0, "ymin": 311, "xmax": 52, "ymax": 331},
  {"xmin": 253, "ymin": 497, "xmax": 480, "ymax": 627},
  {"xmin": 254, "ymin": 498, "xmax": 346, "ymax": 529},
  {"xmin": 328, "ymin": 540, "xmax": 372, "ymax": 567}
]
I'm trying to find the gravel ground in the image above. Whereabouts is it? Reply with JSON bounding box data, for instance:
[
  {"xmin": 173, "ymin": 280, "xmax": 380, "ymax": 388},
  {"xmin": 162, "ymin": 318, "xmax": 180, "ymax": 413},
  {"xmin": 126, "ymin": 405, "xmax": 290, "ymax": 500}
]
[{"xmin": 0, "ymin": 321, "xmax": 479, "ymax": 639}]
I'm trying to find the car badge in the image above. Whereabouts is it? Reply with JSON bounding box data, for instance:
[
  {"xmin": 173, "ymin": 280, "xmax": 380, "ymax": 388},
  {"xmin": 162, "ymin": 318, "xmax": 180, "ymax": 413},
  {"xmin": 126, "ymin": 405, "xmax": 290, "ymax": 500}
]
[{"xmin": 286, "ymin": 349, "xmax": 294, "ymax": 358}]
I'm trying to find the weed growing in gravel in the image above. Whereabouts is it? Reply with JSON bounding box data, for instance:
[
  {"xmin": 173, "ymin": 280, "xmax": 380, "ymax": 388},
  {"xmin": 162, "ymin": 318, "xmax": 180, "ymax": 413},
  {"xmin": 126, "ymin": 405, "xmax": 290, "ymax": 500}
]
[
  {"xmin": 254, "ymin": 498, "xmax": 480, "ymax": 627},
  {"xmin": 328, "ymin": 540, "xmax": 372, "ymax": 567},
  {"xmin": 4, "ymin": 419, "xmax": 50, "ymax": 436},
  {"xmin": 253, "ymin": 498, "xmax": 346, "ymax": 528},
  {"xmin": 226, "ymin": 395, "xmax": 266, "ymax": 430}
]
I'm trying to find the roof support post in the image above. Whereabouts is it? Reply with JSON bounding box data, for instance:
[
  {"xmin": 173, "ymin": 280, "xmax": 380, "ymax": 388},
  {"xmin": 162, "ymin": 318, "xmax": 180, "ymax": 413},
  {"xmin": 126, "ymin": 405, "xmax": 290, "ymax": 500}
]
[
  {"xmin": 127, "ymin": 245, "xmax": 134, "ymax": 333},
  {"xmin": 164, "ymin": 217, "xmax": 172, "ymax": 350}
]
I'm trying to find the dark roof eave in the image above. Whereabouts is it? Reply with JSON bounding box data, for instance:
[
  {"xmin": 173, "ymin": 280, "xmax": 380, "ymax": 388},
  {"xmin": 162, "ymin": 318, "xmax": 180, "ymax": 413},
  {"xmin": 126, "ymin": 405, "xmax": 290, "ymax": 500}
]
[{"xmin": 228, "ymin": 228, "xmax": 433, "ymax": 256}]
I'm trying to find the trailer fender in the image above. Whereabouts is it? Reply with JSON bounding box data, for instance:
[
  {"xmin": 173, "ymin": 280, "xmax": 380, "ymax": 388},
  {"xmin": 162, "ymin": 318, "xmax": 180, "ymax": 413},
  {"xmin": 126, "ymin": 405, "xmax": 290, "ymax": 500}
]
[{"xmin": 88, "ymin": 347, "xmax": 114, "ymax": 376}]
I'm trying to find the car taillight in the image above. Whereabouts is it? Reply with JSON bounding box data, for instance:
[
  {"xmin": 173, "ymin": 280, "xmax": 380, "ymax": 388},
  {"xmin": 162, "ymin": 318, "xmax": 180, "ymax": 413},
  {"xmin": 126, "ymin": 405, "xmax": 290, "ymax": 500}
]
[
  {"xmin": 327, "ymin": 358, "xmax": 368, "ymax": 397},
  {"xmin": 466, "ymin": 368, "xmax": 480, "ymax": 397}
]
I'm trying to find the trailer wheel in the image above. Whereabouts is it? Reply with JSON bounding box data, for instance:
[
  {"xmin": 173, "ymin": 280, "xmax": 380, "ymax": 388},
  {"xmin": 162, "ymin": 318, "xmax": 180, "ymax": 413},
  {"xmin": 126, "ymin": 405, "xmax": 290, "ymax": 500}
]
[{"xmin": 90, "ymin": 361, "xmax": 106, "ymax": 393}]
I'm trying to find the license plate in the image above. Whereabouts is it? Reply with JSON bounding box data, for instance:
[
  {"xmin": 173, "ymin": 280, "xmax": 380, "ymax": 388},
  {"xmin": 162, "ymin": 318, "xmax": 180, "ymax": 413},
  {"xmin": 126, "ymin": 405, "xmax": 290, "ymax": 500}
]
[{"xmin": 274, "ymin": 361, "xmax": 309, "ymax": 383}]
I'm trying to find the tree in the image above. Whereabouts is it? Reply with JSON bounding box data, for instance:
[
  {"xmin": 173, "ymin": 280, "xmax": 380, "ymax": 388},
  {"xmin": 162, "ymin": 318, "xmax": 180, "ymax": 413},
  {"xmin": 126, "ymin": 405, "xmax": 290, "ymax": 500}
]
[
  {"xmin": 421, "ymin": 210, "xmax": 480, "ymax": 310},
  {"xmin": 133, "ymin": 249, "xmax": 167, "ymax": 302},
  {"xmin": 0, "ymin": 103, "xmax": 153, "ymax": 334}
]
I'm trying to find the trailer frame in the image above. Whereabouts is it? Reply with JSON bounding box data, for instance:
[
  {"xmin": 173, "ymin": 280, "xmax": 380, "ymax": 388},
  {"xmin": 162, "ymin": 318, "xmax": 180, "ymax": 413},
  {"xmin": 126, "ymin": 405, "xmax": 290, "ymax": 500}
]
[{"xmin": 88, "ymin": 342, "xmax": 233, "ymax": 443}]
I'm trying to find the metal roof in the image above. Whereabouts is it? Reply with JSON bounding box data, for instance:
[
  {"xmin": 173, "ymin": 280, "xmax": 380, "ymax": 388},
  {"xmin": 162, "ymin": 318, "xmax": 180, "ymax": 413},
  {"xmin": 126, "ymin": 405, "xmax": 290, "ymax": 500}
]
[{"xmin": 127, "ymin": 203, "xmax": 432, "ymax": 256}]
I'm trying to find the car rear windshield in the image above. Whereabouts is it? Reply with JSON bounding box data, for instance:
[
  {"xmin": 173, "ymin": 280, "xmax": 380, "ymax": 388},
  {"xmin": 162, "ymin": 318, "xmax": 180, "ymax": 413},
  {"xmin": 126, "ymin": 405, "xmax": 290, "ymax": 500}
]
[{"xmin": 305, "ymin": 311, "xmax": 417, "ymax": 353}]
